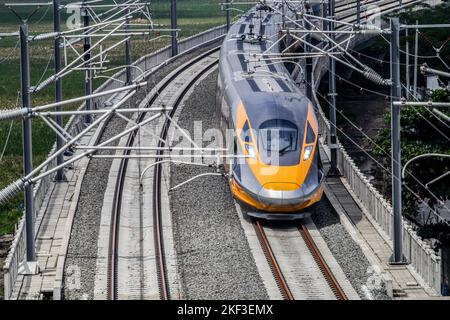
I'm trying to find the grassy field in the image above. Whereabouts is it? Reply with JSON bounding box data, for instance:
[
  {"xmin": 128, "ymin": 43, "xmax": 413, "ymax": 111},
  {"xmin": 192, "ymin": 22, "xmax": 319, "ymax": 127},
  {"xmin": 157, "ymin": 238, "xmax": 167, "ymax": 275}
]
[{"xmin": 0, "ymin": 0, "xmax": 226, "ymax": 235}]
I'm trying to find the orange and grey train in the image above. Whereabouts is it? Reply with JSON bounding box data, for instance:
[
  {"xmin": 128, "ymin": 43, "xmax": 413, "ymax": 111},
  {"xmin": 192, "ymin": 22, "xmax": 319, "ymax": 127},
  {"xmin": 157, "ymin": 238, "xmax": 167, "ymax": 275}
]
[{"xmin": 216, "ymin": 5, "xmax": 324, "ymax": 219}]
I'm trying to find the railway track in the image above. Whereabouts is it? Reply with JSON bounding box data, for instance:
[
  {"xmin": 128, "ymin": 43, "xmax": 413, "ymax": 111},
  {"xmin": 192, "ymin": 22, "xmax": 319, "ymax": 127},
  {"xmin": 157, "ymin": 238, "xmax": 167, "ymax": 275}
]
[
  {"xmin": 152, "ymin": 51, "xmax": 220, "ymax": 300},
  {"xmin": 254, "ymin": 219, "xmax": 347, "ymax": 300},
  {"xmin": 335, "ymin": 0, "xmax": 420, "ymax": 16},
  {"xmin": 107, "ymin": 47, "xmax": 220, "ymax": 300},
  {"xmin": 97, "ymin": 0, "xmax": 418, "ymax": 301},
  {"xmin": 321, "ymin": 0, "xmax": 421, "ymax": 28},
  {"xmin": 129, "ymin": 0, "xmax": 414, "ymax": 301}
]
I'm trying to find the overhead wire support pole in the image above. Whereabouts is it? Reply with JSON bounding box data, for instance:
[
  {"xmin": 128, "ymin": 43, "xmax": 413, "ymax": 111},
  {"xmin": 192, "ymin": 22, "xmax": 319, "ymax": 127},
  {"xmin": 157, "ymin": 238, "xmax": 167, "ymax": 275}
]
[
  {"xmin": 19, "ymin": 23, "xmax": 38, "ymax": 274},
  {"xmin": 83, "ymin": 0, "xmax": 92, "ymax": 124},
  {"xmin": 304, "ymin": 3, "xmax": 312, "ymax": 101},
  {"xmin": 321, "ymin": 0, "xmax": 327, "ymax": 32},
  {"xmin": 226, "ymin": 0, "xmax": 231, "ymax": 31},
  {"xmin": 170, "ymin": 0, "xmax": 178, "ymax": 57},
  {"xmin": 0, "ymin": 88, "xmax": 142, "ymax": 206},
  {"xmin": 389, "ymin": 17, "xmax": 406, "ymax": 265},
  {"xmin": 53, "ymin": 0, "xmax": 66, "ymax": 182},
  {"xmin": 125, "ymin": 6, "xmax": 132, "ymax": 85},
  {"xmin": 328, "ymin": 0, "xmax": 339, "ymax": 175},
  {"xmin": 413, "ymin": 20, "xmax": 418, "ymax": 99}
]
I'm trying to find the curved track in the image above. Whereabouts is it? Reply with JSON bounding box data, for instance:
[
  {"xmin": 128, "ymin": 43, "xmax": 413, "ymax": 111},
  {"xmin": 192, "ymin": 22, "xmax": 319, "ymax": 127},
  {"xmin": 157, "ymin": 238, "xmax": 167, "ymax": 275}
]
[{"xmin": 107, "ymin": 47, "xmax": 220, "ymax": 300}]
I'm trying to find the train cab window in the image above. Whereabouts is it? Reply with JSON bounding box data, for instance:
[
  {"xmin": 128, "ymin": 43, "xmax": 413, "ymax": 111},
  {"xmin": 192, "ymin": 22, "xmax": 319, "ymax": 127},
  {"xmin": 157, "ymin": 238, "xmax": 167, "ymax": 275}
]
[
  {"xmin": 241, "ymin": 120, "xmax": 252, "ymax": 143},
  {"xmin": 259, "ymin": 119, "xmax": 298, "ymax": 154},
  {"xmin": 306, "ymin": 122, "xmax": 316, "ymax": 144}
]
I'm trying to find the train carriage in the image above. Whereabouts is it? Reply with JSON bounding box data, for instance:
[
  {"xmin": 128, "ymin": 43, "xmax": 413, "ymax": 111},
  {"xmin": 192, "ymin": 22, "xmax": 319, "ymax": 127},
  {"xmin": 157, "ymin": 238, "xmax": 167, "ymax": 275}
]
[{"xmin": 217, "ymin": 3, "xmax": 324, "ymax": 218}]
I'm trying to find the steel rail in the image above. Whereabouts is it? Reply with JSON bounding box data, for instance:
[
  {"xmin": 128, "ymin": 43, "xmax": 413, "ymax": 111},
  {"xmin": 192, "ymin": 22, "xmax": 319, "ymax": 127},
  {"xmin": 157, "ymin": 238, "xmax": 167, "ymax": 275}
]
[
  {"xmin": 253, "ymin": 219, "xmax": 294, "ymax": 300},
  {"xmin": 298, "ymin": 224, "xmax": 347, "ymax": 300},
  {"xmin": 229, "ymin": 1, "xmax": 416, "ymax": 301}
]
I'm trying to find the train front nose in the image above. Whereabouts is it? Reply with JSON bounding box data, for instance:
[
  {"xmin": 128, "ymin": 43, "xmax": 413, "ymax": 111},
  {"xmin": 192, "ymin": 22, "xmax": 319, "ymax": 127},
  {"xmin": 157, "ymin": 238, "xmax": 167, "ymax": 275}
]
[
  {"xmin": 255, "ymin": 178, "xmax": 321, "ymax": 208},
  {"xmin": 257, "ymin": 182, "xmax": 303, "ymax": 206}
]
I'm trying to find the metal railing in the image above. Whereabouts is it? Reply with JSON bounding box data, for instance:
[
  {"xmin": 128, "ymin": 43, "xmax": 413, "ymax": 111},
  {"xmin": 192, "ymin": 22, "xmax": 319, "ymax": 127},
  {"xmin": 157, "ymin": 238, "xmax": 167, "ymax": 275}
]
[{"xmin": 3, "ymin": 24, "xmax": 227, "ymax": 300}]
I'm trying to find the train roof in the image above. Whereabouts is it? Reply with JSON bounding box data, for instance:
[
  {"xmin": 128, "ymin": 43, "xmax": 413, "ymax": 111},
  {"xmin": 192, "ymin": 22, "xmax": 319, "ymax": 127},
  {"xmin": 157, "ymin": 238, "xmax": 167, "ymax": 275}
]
[
  {"xmin": 222, "ymin": 7, "xmax": 308, "ymax": 96},
  {"xmin": 239, "ymin": 91, "xmax": 309, "ymax": 132}
]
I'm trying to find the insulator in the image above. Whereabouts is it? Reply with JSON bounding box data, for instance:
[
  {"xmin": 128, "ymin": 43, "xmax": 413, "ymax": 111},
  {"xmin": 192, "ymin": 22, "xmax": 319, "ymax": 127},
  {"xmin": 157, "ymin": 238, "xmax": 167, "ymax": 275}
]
[
  {"xmin": 0, "ymin": 179, "xmax": 26, "ymax": 206},
  {"xmin": 30, "ymin": 32, "xmax": 58, "ymax": 42},
  {"xmin": 33, "ymin": 75, "xmax": 56, "ymax": 93},
  {"xmin": 363, "ymin": 66, "xmax": 390, "ymax": 86},
  {"xmin": 0, "ymin": 108, "xmax": 27, "ymax": 121}
]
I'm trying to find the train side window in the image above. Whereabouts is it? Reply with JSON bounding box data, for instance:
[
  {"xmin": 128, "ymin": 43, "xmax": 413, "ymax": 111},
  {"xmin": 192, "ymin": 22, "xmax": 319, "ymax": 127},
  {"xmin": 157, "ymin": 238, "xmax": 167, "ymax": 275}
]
[
  {"xmin": 306, "ymin": 122, "xmax": 316, "ymax": 144},
  {"xmin": 241, "ymin": 120, "xmax": 252, "ymax": 143}
]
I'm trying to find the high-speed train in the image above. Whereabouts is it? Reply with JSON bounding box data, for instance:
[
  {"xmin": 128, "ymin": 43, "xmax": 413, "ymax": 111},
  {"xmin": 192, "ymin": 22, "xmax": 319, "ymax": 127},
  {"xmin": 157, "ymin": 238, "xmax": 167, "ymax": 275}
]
[{"xmin": 216, "ymin": 3, "xmax": 324, "ymax": 217}]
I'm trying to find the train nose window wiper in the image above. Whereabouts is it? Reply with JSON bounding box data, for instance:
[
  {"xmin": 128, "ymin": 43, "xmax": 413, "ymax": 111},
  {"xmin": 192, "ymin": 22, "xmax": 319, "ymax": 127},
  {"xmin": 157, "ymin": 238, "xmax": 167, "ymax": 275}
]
[{"xmin": 278, "ymin": 137, "xmax": 293, "ymax": 155}]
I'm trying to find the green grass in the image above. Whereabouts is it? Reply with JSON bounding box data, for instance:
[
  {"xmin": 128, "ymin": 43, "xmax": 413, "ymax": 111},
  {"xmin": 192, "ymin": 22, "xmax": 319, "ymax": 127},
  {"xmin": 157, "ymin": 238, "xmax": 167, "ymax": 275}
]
[
  {"xmin": 0, "ymin": 1, "xmax": 225, "ymax": 235},
  {"xmin": 0, "ymin": 54, "xmax": 101, "ymax": 234}
]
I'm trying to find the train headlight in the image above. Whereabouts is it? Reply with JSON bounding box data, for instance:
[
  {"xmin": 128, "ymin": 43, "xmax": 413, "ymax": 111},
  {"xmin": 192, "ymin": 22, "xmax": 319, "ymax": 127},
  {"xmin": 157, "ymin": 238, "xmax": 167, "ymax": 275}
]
[{"xmin": 303, "ymin": 145, "xmax": 313, "ymax": 161}]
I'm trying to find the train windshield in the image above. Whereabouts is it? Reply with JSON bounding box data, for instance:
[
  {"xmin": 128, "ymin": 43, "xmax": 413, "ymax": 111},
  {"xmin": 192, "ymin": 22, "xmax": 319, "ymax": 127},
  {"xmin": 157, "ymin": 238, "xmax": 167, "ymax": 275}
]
[{"xmin": 259, "ymin": 119, "xmax": 298, "ymax": 154}]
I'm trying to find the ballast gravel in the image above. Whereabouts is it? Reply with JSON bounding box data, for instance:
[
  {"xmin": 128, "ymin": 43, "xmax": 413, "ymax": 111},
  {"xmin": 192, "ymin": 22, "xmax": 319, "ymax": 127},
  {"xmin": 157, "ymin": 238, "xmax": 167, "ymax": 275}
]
[
  {"xmin": 169, "ymin": 70, "xmax": 269, "ymax": 300},
  {"xmin": 62, "ymin": 38, "xmax": 390, "ymax": 300}
]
